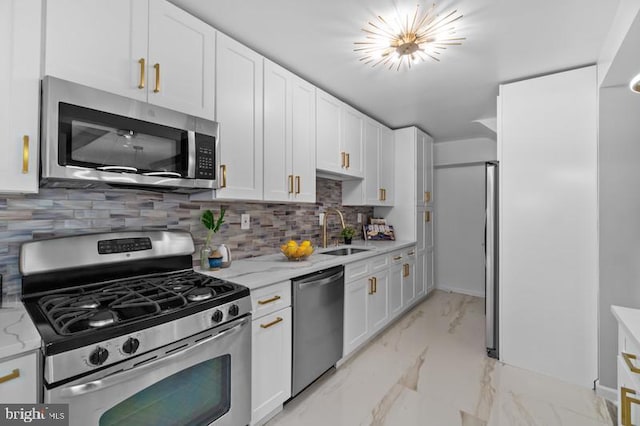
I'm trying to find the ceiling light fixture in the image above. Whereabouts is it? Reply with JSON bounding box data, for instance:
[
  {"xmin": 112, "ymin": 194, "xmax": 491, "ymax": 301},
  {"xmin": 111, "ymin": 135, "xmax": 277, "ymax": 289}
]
[
  {"xmin": 354, "ymin": 3, "xmax": 464, "ymax": 71},
  {"xmin": 630, "ymin": 73, "xmax": 640, "ymax": 93}
]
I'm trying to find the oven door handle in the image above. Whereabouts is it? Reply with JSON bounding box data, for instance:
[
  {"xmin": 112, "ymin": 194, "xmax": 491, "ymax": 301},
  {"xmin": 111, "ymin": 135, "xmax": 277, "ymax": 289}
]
[{"xmin": 58, "ymin": 317, "xmax": 249, "ymax": 397}]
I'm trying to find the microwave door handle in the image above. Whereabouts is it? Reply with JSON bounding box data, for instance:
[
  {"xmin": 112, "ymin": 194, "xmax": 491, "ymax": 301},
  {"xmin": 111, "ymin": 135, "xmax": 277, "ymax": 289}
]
[
  {"xmin": 142, "ymin": 172, "xmax": 182, "ymax": 178},
  {"xmin": 97, "ymin": 166, "xmax": 138, "ymax": 173},
  {"xmin": 187, "ymin": 131, "xmax": 196, "ymax": 178},
  {"xmin": 57, "ymin": 317, "xmax": 248, "ymax": 398}
]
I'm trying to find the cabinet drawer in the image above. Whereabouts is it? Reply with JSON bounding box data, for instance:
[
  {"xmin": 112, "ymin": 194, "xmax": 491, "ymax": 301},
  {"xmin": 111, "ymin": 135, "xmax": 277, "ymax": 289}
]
[
  {"xmin": 390, "ymin": 250, "xmax": 404, "ymax": 265},
  {"xmin": 346, "ymin": 260, "xmax": 370, "ymax": 282},
  {"xmin": 404, "ymin": 247, "xmax": 417, "ymax": 259},
  {"xmin": 371, "ymin": 254, "xmax": 390, "ymax": 272},
  {"xmin": 251, "ymin": 281, "xmax": 291, "ymax": 319},
  {"xmin": 0, "ymin": 351, "xmax": 38, "ymax": 403}
]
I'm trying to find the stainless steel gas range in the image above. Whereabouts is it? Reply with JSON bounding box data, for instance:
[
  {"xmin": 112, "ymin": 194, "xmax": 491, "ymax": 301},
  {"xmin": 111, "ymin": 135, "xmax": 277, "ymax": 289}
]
[{"xmin": 20, "ymin": 231, "xmax": 251, "ymax": 426}]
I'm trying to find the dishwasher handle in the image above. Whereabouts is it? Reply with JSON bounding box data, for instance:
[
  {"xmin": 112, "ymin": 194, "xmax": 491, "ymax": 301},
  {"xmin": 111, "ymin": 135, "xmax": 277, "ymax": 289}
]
[{"xmin": 296, "ymin": 270, "xmax": 344, "ymax": 290}]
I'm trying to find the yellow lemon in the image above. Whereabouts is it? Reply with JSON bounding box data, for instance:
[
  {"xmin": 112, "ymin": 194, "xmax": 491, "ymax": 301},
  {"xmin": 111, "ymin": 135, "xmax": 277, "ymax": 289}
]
[
  {"xmin": 285, "ymin": 246, "xmax": 298, "ymax": 257},
  {"xmin": 287, "ymin": 240, "xmax": 298, "ymax": 248},
  {"xmin": 301, "ymin": 240, "xmax": 311, "ymax": 247},
  {"xmin": 280, "ymin": 244, "xmax": 287, "ymax": 252},
  {"xmin": 304, "ymin": 245, "xmax": 314, "ymax": 257}
]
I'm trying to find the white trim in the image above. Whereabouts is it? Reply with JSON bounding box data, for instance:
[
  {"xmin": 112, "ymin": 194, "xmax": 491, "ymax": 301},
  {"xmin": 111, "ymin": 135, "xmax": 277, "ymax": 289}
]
[
  {"xmin": 435, "ymin": 284, "xmax": 485, "ymax": 298},
  {"xmin": 595, "ymin": 380, "xmax": 617, "ymax": 403}
]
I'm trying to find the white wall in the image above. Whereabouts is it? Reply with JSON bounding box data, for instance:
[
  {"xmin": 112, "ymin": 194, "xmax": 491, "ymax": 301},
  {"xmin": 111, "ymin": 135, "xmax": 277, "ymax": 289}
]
[{"xmin": 433, "ymin": 137, "xmax": 496, "ymax": 297}]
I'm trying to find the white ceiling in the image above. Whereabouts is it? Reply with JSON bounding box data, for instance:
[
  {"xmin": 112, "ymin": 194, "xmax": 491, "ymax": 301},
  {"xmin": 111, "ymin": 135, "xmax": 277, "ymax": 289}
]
[{"xmin": 171, "ymin": 0, "xmax": 620, "ymax": 142}]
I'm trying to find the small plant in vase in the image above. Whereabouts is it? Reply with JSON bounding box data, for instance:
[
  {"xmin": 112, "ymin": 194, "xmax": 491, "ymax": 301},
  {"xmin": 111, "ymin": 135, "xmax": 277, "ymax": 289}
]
[
  {"xmin": 200, "ymin": 208, "xmax": 225, "ymax": 269},
  {"xmin": 340, "ymin": 226, "xmax": 357, "ymax": 245}
]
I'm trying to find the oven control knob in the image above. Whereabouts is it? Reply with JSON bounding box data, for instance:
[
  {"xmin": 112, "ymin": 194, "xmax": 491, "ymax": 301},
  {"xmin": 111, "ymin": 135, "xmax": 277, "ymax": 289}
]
[
  {"xmin": 212, "ymin": 309, "xmax": 224, "ymax": 323},
  {"xmin": 89, "ymin": 347, "xmax": 109, "ymax": 366},
  {"xmin": 228, "ymin": 304, "xmax": 239, "ymax": 317},
  {"xmin": 122, "ymin": 337, "xmax": 140, "ymax": 355}
]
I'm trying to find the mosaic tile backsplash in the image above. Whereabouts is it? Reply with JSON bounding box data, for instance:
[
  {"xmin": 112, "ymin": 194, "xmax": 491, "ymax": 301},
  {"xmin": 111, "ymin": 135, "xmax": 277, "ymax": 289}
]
[{"xmin": 0, "ymin": 178, "xmax": 372, "ymax": 299}]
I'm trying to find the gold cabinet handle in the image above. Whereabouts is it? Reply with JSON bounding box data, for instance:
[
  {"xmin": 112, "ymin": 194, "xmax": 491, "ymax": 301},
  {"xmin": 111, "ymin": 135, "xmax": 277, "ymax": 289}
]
[
  {"xmin": 373, "ymin": 276, "xmax": 377, "ymax": 293},
  {"xmin": 425, "ymin": 191, "xmax": 431, "ymax": 203},
  {"xmin": 403, "ymin": 264, "xmax": 409, "ymax": 277},
  {"xmin": 22, "ymin": 135, "xmax": 29, "ymax": 174},
  {"xmin": 260, "ymin": 317, "xmax": 283, "ymax": 329},
  {"xmin": 220, "ymin": 165, "xmax": 227, "ymax": 188},
  {"xmin": 623, "ymin": 352, "xmax": 640, "ymax": 374},
  {"xmin": 393, "ymin": 256, "xmax": 402, "ymax": 261},
  {"xmin": 382, "ymin": 188, "xmax": 386, "ymax": 201},
  {"xmin": 138, "ymin": 58, "xmax": 146, "ymax": 89},
  {"xmin": 153, "ymin": 63, "xmax": 161, "ymax": 93},
  {"xmin": 425, "ymin": 211, "xmax": 431, "ymax": 222},
  {"xmin": 621, "ymin": 386, "xmax": 640, "ymax": 426},
  {"xmin": 408, "ymin": 251, "xmax": 415, "ymax": 256},
  {"xmin": 379, "ymin": 188, "xmax": 384, "ymax": 201},
  {"xmin": 368, "ymin": 278, "xmax": 374, "ymax": 295},
  {"xmin": 257, "ymin": 295, "xmax": 281, "ymax": 305},
  {"xmin": 341, "ymin": 152, "xmax": 346, "ymax": 168},
  {"xmin": 346, "ymin": 153, "xmax": 350, "ymax": 169},
  {"xmin": 295, "ymin": 176, "xmax": 301, "ymax": 194},
  {"xmin": 288, "ymin": 175, "xmax": 294, "ymax": 194},
  {"xmin": 0, "ymin": 369, "xmax": 20, "ymax": 384}
]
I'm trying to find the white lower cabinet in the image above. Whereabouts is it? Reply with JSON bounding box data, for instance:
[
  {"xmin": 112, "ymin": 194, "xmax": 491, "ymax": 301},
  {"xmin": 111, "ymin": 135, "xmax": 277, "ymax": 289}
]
[
  {"xmin": 251, "ymin": 281, "xmax": 292, "ymax": 425},
  {"xmin": 344, "ymin": 275, "xmax": 370, "ymax": 355},
  {"xmin": 0, "ymin": 351, "xmax": 38, "ymax": 403},
  {"xmin": 401, "ymin": 253, "xmax": 416, "ymax": 308}
]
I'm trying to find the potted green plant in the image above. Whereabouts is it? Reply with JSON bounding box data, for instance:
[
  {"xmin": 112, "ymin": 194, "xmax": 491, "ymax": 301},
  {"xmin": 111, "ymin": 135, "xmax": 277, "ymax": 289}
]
[
  {"xmin": 200, "ymin": 208, "xmax": 225, "ymax": 269},
  {"xmin": 340, "ymin": 226, "xmax": 357, "ymax": 245}
]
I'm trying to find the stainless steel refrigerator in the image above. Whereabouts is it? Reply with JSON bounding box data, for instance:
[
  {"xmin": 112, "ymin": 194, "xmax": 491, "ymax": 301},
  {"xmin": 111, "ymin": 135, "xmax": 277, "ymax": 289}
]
[{"xmin": 485, "ymin": 161, "xmax": 499, "ymax": 359}]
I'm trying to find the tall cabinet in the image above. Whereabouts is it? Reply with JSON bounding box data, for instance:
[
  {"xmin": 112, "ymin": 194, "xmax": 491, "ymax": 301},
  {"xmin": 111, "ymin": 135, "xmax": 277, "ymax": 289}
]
[
  {"xmin": 0, "ymin": 0, "xmax": 41, "ymax": 194},
  {"xmin": 376, "ymin": 126, "xmax": 434, "ymax": 298},
  {"xmin": 498, "ymin": 66, "xmax": 597, "ymax": 388}
]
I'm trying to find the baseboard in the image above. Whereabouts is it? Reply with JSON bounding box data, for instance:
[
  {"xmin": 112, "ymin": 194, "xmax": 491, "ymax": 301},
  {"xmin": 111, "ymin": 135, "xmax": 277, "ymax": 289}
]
[
  {"xmin": 595, "ymin": 380, "xmax": 617, "ymax": 403},
  {"xmin": 435, "ymin": 284, "xmax": 485, "ymax": 298}
]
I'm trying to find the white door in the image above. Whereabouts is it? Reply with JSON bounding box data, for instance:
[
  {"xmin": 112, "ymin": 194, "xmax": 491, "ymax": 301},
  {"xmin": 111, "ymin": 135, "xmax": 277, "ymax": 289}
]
[
  {"xmin": 402, "ymin": 262, "xmax": 415, "ymax": 308},
  {"xmin": 343, "ymin": 278, "xmax": 369, "ymax": 356},
  {"xmin": 44, "ymin": 0, "xmax": 148, "ymax": 101},
  {"xmin": 263, "ymin": 60, "xmax": 291, "ymax": 202},
  {"xmin": 415, "ymin": 252, "xmax": 426, "ymax": 299},
  {"xmin": 379, "ymin": 126, "xmax": 395, "ymax": 205},
  {"xmin": 341, "ymin": 105, "xmax": 364, "ymax": 178},
  {"xmin": 148, "ymin": 0, "xmax": 215, "ymax": 119},
  {"xmin": 290, "ymin": 76, "xmax": 317, "ymax": 203},
  {"xmin": 389, "ymin": 264, "xmax": 403, "ymax": 317},
  {"xmin": 316, "ymin": 89, "xmax": 342, "ymax": 174},
  {"xmin": 368, "ymin": 271, "xmax": 389, "ymax": 334},
  {"xmin": 0, "ymin": 0, "xmax": 41, "ymax": 193},
  {"xmin": 215, "ymin": 32, "xmax": 264, "ymax": 200},
  {"xmin": 364, "ymin": 119, "xmax": 381, "ymax": 205}
]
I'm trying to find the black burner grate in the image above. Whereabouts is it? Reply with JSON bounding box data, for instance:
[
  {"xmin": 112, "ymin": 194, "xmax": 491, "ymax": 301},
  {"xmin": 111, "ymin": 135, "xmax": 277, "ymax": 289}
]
[{"xmin": 38, "ymin": 271, "xmax": 234, "ymax": 335}]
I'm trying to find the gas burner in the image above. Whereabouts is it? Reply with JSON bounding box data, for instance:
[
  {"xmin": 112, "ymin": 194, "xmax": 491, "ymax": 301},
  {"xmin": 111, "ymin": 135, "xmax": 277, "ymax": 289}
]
[
  {"xmin": 171, "ymin": 284, "xmax": 189, "ymax": 292},
  {"xmin": 186, "ymin": 287, "xmax": 214, "ymax": 302},
  {"xmin": 88, "ymin": 310, "xmax": 118, "ymax": 328}
]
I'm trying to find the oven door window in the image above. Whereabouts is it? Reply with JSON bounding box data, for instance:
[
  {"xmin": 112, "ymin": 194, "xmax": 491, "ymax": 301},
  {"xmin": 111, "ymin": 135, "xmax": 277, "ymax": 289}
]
[
  {"xmin": 99, "ymin": 355, "xmax": 231, "ymax": 426},
  {"xmin": 58, "ymin": 103, "xmax": 189, "ymax": 176}
]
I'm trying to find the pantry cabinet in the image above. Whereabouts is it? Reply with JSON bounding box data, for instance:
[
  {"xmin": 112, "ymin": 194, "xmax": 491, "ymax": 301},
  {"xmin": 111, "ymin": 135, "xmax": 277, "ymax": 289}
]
[
  {"xmin": 214, "ymin": 32, "xmax": 264, "ymax": 200},
  {"xmin": 0, "ymin": 351, "xmax": 38, "ymax": 403},
  {"xmin": 251, "ymin": 281, "xmax": 292, "ymax": 425},
  {"xmin": 263, "ymin": 60, "xmax": 316, "ymax": 203},
  {"xmin": 44, "ymin": 0, "xmax": 215, "ymax": 119},
  {"xmin": 612, "ymin": 306, "xmax": 640, "ymax": 426},
  {"xmin": 316, "ymin": 89, "xmax": 364, "ymax": 179},
  {"xmin": 0, "ymin": 0, "xmax": 41, "ymax": 194}
]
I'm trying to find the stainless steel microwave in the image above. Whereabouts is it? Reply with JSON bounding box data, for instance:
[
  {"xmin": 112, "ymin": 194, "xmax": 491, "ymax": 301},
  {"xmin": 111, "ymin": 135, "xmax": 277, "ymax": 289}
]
[{"xmin": 41, "ymin": 76, "xmax": 220, "ymax": 193}]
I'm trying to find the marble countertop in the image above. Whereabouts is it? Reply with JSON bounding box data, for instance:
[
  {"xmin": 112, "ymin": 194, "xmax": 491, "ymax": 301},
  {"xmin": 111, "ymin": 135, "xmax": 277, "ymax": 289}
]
[
  {"xmin": 197, "ymin": 240, "xmax": 416, "ymax": 290},
  {"xmin": 0, "ymin": 301, "xmax": 41, "ymax": 360},
  {"xmin": 612, "ymin": 305, "xmax": 640, "ymax": 347}
]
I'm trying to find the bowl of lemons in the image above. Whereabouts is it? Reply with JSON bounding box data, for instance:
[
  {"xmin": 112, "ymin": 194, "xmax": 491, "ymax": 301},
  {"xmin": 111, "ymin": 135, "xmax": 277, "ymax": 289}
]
[{"xmin": 280, "ymin": 240, "xmax": 314, "ymax": 261}]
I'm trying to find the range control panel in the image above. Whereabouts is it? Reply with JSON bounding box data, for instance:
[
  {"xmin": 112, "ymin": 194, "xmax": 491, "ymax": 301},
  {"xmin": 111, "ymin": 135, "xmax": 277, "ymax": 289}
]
[{"xmin": 97, "ymin": 237, "xmax": 152, "ymax": 254}]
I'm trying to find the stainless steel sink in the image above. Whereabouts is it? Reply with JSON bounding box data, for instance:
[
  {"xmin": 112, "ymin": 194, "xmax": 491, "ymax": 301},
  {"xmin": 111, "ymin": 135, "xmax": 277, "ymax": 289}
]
[{"xmin": 322, "ymin": 247, "xmax": 370, "ymax": 256}]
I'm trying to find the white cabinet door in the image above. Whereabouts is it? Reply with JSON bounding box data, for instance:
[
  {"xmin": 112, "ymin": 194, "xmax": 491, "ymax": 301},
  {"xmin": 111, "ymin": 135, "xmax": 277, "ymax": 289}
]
[
  {"xmin": 341, "ymin": 104, "xmax": 364, "ymax": 178},
  {"xmin": 316, "ymin": 89, "xmax": 342, "ymax": 174},
  {"xmin": 364, "ymin": 119, "xmax": 382, "ymax": 205},
  {"xmin": 402, "ymin": 261, "xmax": 415, "ymax": 308},
  {"xmin": 252, "ymin": 307, "xmax": 292, "ymax": 424},
  {"xmin": 0, "ymin": 0, "xmax": 41, "ymax": 193},
  {"xmin": 343, "ymin": 277, "xmax": 369, "ymax": 356},
  {"xmin": 44, "ymin": 0, "xmax": 148, "ymax": 101},
  {"xmin": 424, "ymin": 133, "xmax": 434, "ymax": 206},
  {"xmin": 379, "ymin": 125, "xmax": 395, "ymax": 206},
  {"xmin": 0, "ymin": 352, "xmax": 38, "ymax": 403},
  {"xmin": 415, "ymin": 252, "xmax": 426, "ymax": 299},
  {"xmin": 263, "ymin": 60, "xmax": 291, "ymax": 202},
  {"xmin": 215, "ymin": 32, "xmax": 264, "ymax": 200},
  {"xmin": 290, "ymin": 76, "xmax": 316, "ymax": 203},
  {"xmin": 426, "ymin": 247, "xmax": 435, "ymax": 293},
  {"xmin": 147, "ymin": 0, "xmax": 215, "ymax": 119},
  {"xmin": 389, "ymin": 263, "xmax": 404, "ymax": 317},
  {"xmin": 369, "ymin": 270, "xmax": 389, "ymax": 334}
]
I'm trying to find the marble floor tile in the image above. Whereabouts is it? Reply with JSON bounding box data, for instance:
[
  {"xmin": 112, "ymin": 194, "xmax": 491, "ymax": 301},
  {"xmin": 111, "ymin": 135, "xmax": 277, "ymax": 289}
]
[{"xmin": 266, "ymin": 290, "xmax": 614, "ymax": 426}]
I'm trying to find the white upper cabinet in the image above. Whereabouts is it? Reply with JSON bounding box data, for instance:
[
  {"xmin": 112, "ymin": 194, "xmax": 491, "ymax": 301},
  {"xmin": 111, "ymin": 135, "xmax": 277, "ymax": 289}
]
[
  {"xmin": 147, "ymin": 0, "xmax": 215, "ymax": 117},
  {"xmin": 416, "ymin": 130, "xmax": 434, "ymax": 206},
  {"xmin": 263, "ymin": 60, "xmax": 316, "ymax": 203},
  {"xmin": 379, "ymin": 126, "xmax": 395, "ymax": 205},
  {"xmin": 44, "ymin": 0, "xmax": 215, "ymax": 119},
  {"xmin": 316, "ymin": 89, "xmax": 364, "ymax": 179},
  {"xmin": 316, "ymin": 89, "xmax": 343, "ymax": 173},
  {"xmin": 0, "ymin": 0, "xmax": 41, "ymax": 194},
  {"xmin": 214, "ymin": 32, "xmax": 264, "ymax": 200}
]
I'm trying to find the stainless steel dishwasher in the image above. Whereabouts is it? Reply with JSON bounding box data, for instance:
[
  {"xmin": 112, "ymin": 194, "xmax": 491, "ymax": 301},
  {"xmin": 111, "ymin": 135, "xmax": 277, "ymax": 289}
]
[{"xmin": 291, "ymin": 265, "xmax": 344, "ymax": 397}]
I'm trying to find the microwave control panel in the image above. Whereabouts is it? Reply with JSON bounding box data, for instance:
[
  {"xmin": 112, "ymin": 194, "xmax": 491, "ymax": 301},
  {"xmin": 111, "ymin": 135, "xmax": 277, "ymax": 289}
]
[{"xmin": 195, "ymin": 134, "xmax": 215, "ymax": 180}]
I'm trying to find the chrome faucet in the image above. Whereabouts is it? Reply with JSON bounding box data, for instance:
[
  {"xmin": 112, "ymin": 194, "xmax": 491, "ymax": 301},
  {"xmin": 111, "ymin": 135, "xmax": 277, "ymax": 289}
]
[{"xmin": 322, "ymin": 208, "xmax": 346, "ymax": 248}]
